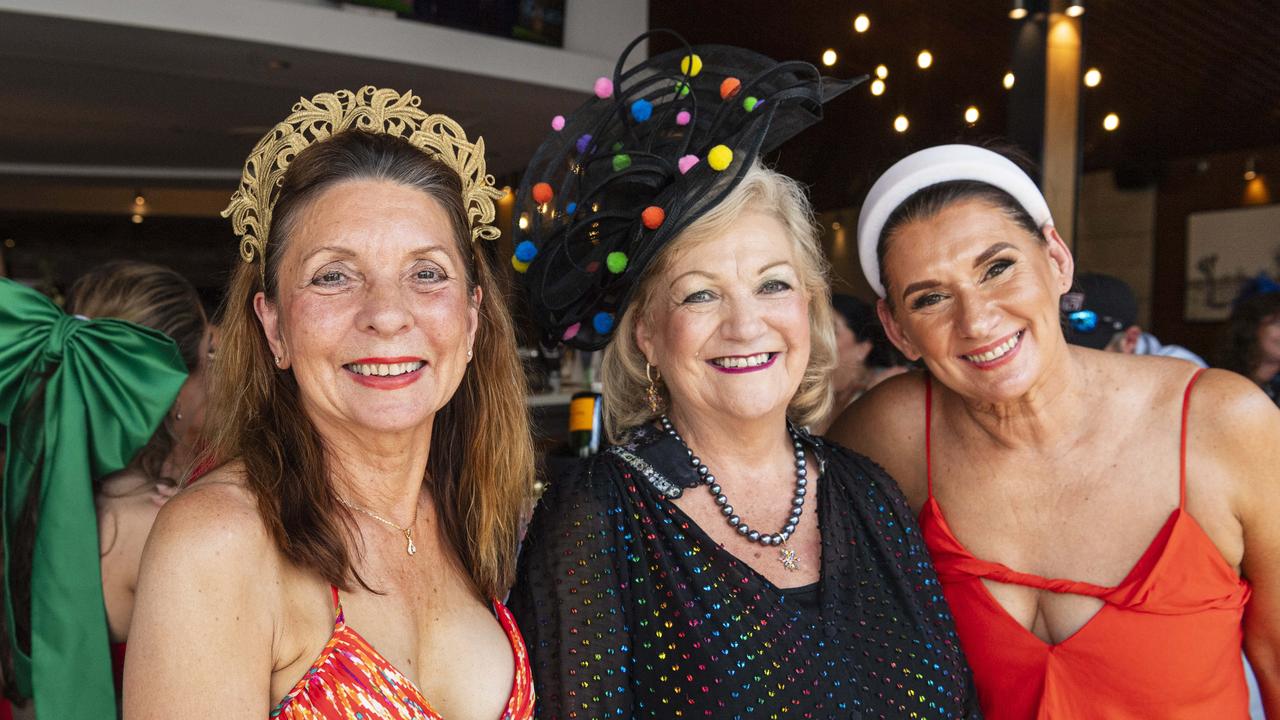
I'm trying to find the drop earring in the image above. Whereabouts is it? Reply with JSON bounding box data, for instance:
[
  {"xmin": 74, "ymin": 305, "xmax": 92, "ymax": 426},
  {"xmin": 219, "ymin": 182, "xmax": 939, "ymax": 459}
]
[{"xmin": 645, "ymin": 362, "xmax": 663, "ymax": 414}]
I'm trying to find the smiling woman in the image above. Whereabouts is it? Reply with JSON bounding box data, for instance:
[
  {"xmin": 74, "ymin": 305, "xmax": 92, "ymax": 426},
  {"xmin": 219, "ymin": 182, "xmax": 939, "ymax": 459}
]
[
  {"xmin": 831, "ymin": 143, "xmax": 1280, "ymax": 719},
  {"xmin": 507, "ymin": 31, "xmax": 978, "ymax": 719},
  {"xmin": 123, "ymin": 89, "xmax": 535, "ymax": 720}
]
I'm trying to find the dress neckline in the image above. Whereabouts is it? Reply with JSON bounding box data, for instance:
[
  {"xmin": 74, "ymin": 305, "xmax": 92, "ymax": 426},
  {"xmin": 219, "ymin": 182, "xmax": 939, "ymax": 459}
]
[{"xmin": 271, "ymin": 593, "xmax": 526, "ymax": 718}]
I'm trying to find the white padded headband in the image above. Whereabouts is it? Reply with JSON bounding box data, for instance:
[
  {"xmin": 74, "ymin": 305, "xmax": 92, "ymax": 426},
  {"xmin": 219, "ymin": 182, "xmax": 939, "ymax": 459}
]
[{"xmin": 856, "ymin": 144, "xmax": 1054, "ymax": 297}]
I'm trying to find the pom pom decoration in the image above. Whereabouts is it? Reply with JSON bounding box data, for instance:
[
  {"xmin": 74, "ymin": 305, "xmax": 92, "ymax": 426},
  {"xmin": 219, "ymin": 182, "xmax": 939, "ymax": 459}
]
[
  {"xmin": 606, "ymin": 251, "xmax": 629, "ymax": 273},
  {"xmin": 594, "ymin": 77, "xmax": 614, "ymax": 99},
  {"xmin": 593, "ymin": 312, "xmax": 614, "ymax": 334},
  {"xmin": 678, "ymin": 155, "xmax": 700, "ymax": 174},
  {"xmin": 641, "ymin": 206, "xmax": 665, "ymax": 230},
  {"xmin": 674, "ymin": 81, "xmax": 691, "ymax": 98},
  {"xmin": 551, "ymin": 115, "xmax": 566, "ymax": 131},
  {"xmin": 532, "ymin": 182, "xmax": 554, "ymax": 204},
  {"xmin": 720, "ymin": 77, "xmax": 742, "ymax": 100},
  {"xmin": 743, "ymin": 96, "xmax": 759, "ymax": 112},
  {"xmin": 680, "ymin": 54, "xmax": 703, "ymax": 77},
  {"xmin": 512, "ymin": 256, "xmax": 530, "ymax": 273},
  {"xmin": 630, "ymin": 99, "xmax": 653, "ymax": 122},
  {"xmin": 612, "ymin": 154, "xmax": 632, "ymax": 172},
  {"xmin": 676, "ymin": 110, "xmax": 692, "ymax": 126},
  {"xmin": 575, "ymin": 134, "xmax": 593, "ymax": 154},
  {"xmin": 566, "ymin": 202, "xmax": 577, "ymax": 215},
  {"xmin": 515, "ymin": 240, "xmax": 538, "ymax": 262},
  {"xmin": 707, "ymin": 145, "xmax": 734, "ymax": 171},
  {"xmin": 562, "ymin": 322, "xmax": 581, "ymax": 341}
]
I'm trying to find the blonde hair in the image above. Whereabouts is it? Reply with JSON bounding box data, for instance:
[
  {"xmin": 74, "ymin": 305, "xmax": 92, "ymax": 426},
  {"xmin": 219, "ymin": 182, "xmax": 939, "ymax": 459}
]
[
  {"xmin": 601, "ymin": 161, "xmax": 835, "ymax": 440},
  {"xmin": 206, "ymin": 131, "xmax": 533, "ymax": 600}
]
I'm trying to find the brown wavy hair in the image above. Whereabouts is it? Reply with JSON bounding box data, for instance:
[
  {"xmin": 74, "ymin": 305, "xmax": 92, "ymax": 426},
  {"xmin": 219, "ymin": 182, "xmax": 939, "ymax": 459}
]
[
  {"xmin": 206, "ymin": 130, "xmax": 533, "ymax": 600},
  {"xmin": 601, "ymin": 160, "xmax": 836, "ymax": 440}
]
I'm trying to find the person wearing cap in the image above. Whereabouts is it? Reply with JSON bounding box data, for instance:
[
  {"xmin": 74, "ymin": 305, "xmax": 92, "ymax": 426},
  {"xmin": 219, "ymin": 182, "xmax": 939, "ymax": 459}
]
[
  {"xmin": 1064, "ymin": 272, "xmax": 1207, "ymax": 366},
  {"xmin": 830, "ymin": 143, "xmax": 1280, "ymax": 718},
  {"xmin": 508, "ymin": 32, "xmax": 978, "ymax": 719}
]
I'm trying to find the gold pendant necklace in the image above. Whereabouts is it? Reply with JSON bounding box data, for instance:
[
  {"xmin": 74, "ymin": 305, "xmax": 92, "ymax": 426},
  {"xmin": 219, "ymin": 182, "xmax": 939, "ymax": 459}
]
[{"xmin": 338, "ymin": 496, "xmax": 417, "ymax": 556}]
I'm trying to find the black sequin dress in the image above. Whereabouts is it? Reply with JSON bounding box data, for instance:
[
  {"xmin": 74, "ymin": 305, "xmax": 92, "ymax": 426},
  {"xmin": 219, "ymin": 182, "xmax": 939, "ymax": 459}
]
[{"xmin": 510, "ymin": 424, "xmax": 980, "ymax": 719}]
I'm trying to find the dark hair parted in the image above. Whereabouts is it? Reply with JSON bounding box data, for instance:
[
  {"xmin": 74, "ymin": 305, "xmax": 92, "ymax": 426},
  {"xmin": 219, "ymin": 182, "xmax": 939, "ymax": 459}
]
[
  {"xmin": 207, "ymin": 130, "xmax": 534, "ymax": 600},
  {"xmin": 1220, "ymin": 291, "xmax": 1280, "ymax": 380},
  {"xmin": 65, "ymin": 261, "xmax": 206, "ymax": 483},
  {"xmin": 876, "ymin": 180, "xmax": 1041, "ymax": 303}
]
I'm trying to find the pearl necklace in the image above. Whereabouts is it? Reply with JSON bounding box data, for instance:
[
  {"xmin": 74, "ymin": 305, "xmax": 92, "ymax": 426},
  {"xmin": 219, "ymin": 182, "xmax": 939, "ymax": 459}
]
[{"xmin": 659, "ymin": 416, "xmax": 807, "ymax": 571}]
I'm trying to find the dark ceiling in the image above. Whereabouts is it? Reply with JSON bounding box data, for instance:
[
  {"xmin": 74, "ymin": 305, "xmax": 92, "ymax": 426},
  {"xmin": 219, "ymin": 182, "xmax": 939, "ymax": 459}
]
[{"xmin": 650, "ymin": 0, "xmax": 1280, "ymax": 211}]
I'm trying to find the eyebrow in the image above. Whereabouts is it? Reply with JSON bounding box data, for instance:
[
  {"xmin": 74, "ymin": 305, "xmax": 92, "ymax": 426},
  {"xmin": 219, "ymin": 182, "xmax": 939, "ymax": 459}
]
[
  {"xmin": 898, "ymin": 242, "xmax": 1019, "ymax": 301},
  {"xmin": 670, "ymin": 260, "xmax": 793, "ymax": 284},
  {"xmin": 973, "ymin": 241, "xmax": 1017, "ymax": 268},
  {"xmin": 301, "ymin": 244, "xmax": 449, "ymax": 264}
]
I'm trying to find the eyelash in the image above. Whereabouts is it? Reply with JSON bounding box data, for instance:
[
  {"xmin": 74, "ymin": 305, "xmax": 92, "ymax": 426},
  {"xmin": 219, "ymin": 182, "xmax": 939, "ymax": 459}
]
[
  {"xmin": 310, "ymin": 265, "xmax": 449, "ymax": 288},
  {"xmin": 908, "ymin": 259, "xmax": 1015, "ymax": 310},
  {"xmin": 681, "ymin": 279, "xmax": 791, "ymax": 304}
]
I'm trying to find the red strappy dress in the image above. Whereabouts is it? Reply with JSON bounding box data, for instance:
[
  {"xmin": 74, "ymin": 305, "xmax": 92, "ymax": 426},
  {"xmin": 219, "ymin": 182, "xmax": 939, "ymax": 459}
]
[
  {"xmin": 919, "ymin": 370, "xmax": 1252, "ymax": 719},
  {"xmin": 270, "ymin": 586, "xmax": 534, "ymax": 719}
]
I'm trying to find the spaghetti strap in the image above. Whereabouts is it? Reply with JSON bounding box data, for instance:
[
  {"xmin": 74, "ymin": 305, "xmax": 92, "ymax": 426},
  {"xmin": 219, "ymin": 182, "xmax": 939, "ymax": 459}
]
[
  {"xmin": 1179, "ymin": 368, "xmax": 1207, "ymax": 509},
  {"xmin": 924, "ymin": 373, "xmax": 934, "ymax": 498}
]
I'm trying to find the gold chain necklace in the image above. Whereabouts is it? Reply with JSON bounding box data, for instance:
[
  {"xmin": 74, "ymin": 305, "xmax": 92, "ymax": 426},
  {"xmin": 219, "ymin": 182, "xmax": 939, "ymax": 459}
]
[{"xmin": 338, "ymin": 496, "xmax": 417, "ymax": 556}]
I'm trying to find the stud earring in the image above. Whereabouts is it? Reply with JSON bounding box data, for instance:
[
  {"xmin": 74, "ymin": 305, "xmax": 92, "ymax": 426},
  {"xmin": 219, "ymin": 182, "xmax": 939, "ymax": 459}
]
[
  {"xmin": 467, "ymin": 348, "xmax": 473, "ymax": 360},
  {"xmin": 645, "ymin": 362, "xmax": 663, "ymax": 414},
  {"xmin": 274, "ymin": 355, "xmax": 283, "ymax": 367}
]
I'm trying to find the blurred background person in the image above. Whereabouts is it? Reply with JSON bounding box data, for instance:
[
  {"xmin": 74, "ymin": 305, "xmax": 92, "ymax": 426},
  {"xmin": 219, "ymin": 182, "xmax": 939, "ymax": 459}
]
[
  {"xmin": 0, "ymin": 263, "xmax": 195, "ymax": 719},
  {"xmin": 1064, "ymin": 272, "xmax": 1207, "ymax": 367},
  {"xmin": 1220, "ymin": 290, "xmax": 1280, "ymax": 406},
  {"xmin": 818, "ymin": 293, "xmax": 910, "ymax": 432}
]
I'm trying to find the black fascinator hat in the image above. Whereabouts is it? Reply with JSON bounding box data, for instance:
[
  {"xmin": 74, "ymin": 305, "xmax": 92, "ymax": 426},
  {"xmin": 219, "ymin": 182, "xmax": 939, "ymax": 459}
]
[{"xmin": 513, "ymin": 30, "xmax": 860, "ymax": 350}]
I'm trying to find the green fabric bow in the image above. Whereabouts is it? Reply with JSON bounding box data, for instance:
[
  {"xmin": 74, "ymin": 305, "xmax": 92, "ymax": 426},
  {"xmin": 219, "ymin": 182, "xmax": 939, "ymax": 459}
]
[{"xmin": 0, "ymin": 278, "xmax": 187, "ymax": 717}]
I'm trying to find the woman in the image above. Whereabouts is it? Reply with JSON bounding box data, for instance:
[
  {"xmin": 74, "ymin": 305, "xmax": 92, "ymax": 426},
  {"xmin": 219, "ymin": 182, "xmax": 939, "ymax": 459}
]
[
  {"xmin": 1220, "ymin": 290, "xmax": 1280, "ymax": 405},
  {"xmin": 1, "ymin": 265, "xmax": 194, "ymax": 719},
  {"xmin": 509, "ymin": 34, "xmax": 977, "ymax": 719},
  {"xmin": 831, "ymin": 143, "xmax": 1280, "ymax": 718},
  {"xmin": 125, "ymin": 88, "xmax": 536, "ymax": 719},
  {"xmin": 70, "ymin": 262, "xmax": 213, "ymax": 693}
]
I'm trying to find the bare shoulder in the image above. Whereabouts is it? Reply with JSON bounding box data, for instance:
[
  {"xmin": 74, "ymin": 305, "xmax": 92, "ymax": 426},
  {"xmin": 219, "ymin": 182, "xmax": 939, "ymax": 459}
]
[
  {"xmin": 126, "ymin": 461, "xmax": 280, "ymax": 717},
  {"xmin": 826, "ymin": 370, "xmax": 928, "ymax": 507},
  {"xmin": 149, "ymin": 462, "xmax": 270, "ymax": 558},
  {"xmin": 1187, "ymin": 368, "xmax": 1280, "ymax": 471}
]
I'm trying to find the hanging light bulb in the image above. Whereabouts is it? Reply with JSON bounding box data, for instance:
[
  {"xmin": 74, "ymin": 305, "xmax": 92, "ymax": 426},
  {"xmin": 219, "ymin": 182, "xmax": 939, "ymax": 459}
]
[
  {"xmin": 917, "ymin": 50, "xmax": 933, "ymax": 69},
  {"xmin": 870, "ymin": 79, "xmax": 885, "ymax": 96},
  {"xmin": 964, "ymin": 106, "xmax": 980, "ymax": 124},
  {"xmin": 1083, "ymin": 68, "xmax": 1101, "ymax": 87},
  {"xmin": 822, "ymin": 49, "xmax": 838, "ymax": 67},
  {"xmin": 875, "ymin": 64, "xmax": 888, "ymax": 79},
  {"xmin": 894, "ymin": 115, "xmax": 910, "ymax": 133},
  {"xmin": 1103, "ymin": 113, "xmax": 1119, "ymax": 131},
  {"xmin": 1003, "ymin": 71, "xmax": 1016, "ymax": 89},
  {"xmin": 854, "ymin": 14, "xmax": 870, "ymax": 33}
]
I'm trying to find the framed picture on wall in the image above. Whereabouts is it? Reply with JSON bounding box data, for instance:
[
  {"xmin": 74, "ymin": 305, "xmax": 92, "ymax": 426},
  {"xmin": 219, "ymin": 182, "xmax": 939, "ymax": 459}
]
[{"xmin": 1185, "ymin": 203, "xmax": 1280, "ymax": 321}]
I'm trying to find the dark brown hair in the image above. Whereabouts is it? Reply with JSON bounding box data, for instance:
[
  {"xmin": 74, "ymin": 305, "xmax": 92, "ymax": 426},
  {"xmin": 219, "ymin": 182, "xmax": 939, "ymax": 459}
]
[
  {"xmin": 207, "ymin": 130, "xmax": 533, "ymax": 600},
  {"xmin": 877, "ymin": 180, "xmax": 1041, "ymax": 303},
  {"xmin": 1220, "ymin": 291, "xmax": 1280, "ymax": 380}
]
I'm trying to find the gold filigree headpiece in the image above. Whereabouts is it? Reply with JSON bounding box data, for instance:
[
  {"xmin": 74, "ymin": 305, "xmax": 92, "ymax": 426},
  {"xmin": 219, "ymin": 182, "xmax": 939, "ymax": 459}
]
[{"xmin": 222, "ymin": 86, "xmax": 502, "ymax": 276}]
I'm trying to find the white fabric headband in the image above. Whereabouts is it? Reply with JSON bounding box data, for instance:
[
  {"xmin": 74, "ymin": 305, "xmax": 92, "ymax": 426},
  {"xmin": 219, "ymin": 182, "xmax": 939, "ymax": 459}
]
[{"xmin": 856, "ymin": 144, "xmax": 1054, "ymax": 297}]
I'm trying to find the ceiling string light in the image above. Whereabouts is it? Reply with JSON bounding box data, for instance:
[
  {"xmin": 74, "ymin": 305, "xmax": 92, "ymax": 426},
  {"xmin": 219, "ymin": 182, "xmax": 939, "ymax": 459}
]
[
  {"xmin": 916, "ymin": 50, "xmax": 933, "ymax": 69},
  {"xmin": 854, "ymin": 13, "xmax": 870, "ymax": 33},
  {"xmin": 1083, "ymin": 67, "xmax": 1101, "ymax": 87}
]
